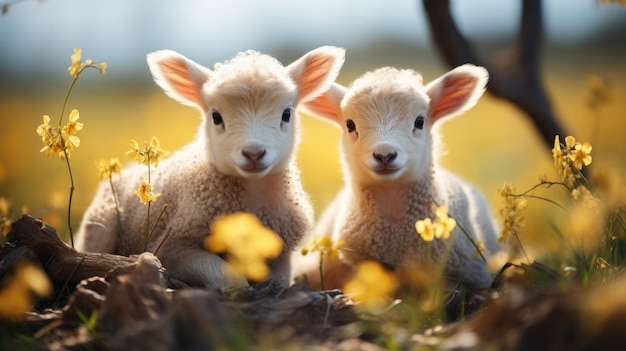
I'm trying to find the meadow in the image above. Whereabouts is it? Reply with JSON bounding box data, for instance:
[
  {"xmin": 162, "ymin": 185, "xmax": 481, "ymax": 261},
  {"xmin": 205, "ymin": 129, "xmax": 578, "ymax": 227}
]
[
  {"xmin": 0, "ymin": 40, "xmax": 624, "ymax": 254},
  {"xmin": 0, "ymin": 38, "xmax": 625, "ymax": 349}
]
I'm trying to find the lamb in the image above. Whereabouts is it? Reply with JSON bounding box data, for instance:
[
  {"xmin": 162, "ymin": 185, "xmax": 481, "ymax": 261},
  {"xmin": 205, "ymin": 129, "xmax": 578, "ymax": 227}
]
[
  {"xmin": 75, "ymin": 46, "xmax": 346, "ymax": 291},
  {"xmin": 293, "ymin": 64, "xmax": 501, "ymax": 290}
]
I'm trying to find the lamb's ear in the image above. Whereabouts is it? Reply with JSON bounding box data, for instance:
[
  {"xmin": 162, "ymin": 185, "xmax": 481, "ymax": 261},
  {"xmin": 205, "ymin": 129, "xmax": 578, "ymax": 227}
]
[
  {"xmin": 425, "ymin": 64, "xmax": 488, "ymax": 123},
  {"xmin": 147, "ymin": 50, "xmax": 212, "ymax": 112},
  {"xmin": 298, "ymin": 83, "xmax": 346, "ymax": 126},
  {"xmin": 287, "ymin": 46, "xmax": 345, "ymax": 105}
]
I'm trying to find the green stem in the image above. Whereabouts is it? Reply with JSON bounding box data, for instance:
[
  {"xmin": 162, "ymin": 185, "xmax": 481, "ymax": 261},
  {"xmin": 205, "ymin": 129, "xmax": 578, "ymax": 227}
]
[
  {"xmin": 109, "ymin": 177, "xmax": 126, "ymax": 255},
  {"xmin": 144, "ymin": 204, "xmax": 168, "ymax": 252},
  {"xmin": 514, "ymin": 233, "xmax": 531, "ymax": 265},
  {"xmin": 455, "ymin": 220, "xmax": 487, "ymax": 263},
  {"xmin": 61, "ymin": 140, "xmax": 75, "ymax": 248},
  {"xmin": 144, "ymin": 155, "xmax": 152, "ymax": 252},
  {"xmin": 59, "ymin": 77, "xmax": 79, "ymax": 127}
]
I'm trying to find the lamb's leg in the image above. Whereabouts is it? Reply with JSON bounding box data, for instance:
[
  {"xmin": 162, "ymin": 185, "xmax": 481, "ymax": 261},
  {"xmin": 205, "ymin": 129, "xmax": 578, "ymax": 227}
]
[
  {"xmin": 157, "ymin": 247, "xmax": 249, "ymax": 291},
  {"xmin": 75, "ymin": 183, "xmax": 119, "ymax": 253}
]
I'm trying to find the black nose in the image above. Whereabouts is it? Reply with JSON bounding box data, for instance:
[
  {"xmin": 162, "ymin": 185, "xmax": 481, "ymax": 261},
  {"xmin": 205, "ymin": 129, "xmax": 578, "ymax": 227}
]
[
  {"xmin": 373, "ymin": 152, "xmax": 397, "ymax": 165},
  {"xmin": 242, "ymin": 149, "xmax": 266, "ymax": 162}
]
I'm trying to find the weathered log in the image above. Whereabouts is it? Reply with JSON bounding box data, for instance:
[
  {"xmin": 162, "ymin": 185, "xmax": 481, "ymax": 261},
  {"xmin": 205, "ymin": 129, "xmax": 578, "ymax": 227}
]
[{"xmin": 0, "ymin": 214, "xmax": 179, "ymax": 289}]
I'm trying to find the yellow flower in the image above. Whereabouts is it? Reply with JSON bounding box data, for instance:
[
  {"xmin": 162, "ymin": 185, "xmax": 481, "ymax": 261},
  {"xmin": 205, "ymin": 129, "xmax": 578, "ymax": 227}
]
[
  {"xmin": 95, "ymin": 158, "xmax": 122, "ymax": 180},
  {"xmin": 498, "ymin": 182, "xmax": 527, "ymax": 244},
  {"xmin": 62, "ymin": 109, "xmax": 83, "ymax": 136},
  {"xmin": 36, "ymin": 110, "xmax": 84, "ymax": 160},
  {"xmin": 434, "ymin": 205, "xmax": 456, "ymax": 240},
  {"xmin": 0, "ymin": 261, "xmax": 52, "ymax": 321},
  {"xmin": 205, "ymin": 212, "xmax": 283, "ymax": 282},
  {"xmin": 565, "ymin": 135, "xmax": 576, "ymax": 149},
  {"xmin": 552, "ymin": 135, "xmax": 563, "ymax": 169},
  {"xmin": 415, "ymin": 205, "xmax": 456, "ymax": 242},
  {"xmin": 343, "ymin": 260, "xmax": 397, "ymax": 309},
  {"xmin": 68, "ymin": 48, "xmax": 82, "ymax": 78},
  {"xmin": 416, "ymin": 218, "xmax": 435, "ymax": 242},
  {"xmin": 570, "ymin": 142, "xmax": 592, "ymax": 170},
  {"xmin": 36, "ymin": 115, "xmax": 65, "ymax": 158},
  {"xmin": 553, "ymin": 135, "xmax": 592, "ymax": 189},
  {"xmin": 126, "ymin": 136, "xmax": 169, "ymax": 167},
  {"xmin": 301, "ymin": 235, "xmax": 344, "ymax": 259},
  {"xmin": 61, "ymin": 109, "xmax": 82, "ymax": 152},
  {"xmin": 133, "ymin": 181, "xmax": 161, "ymax": 205},
  {"xmin": 68, "ymin": 47, "xmax": 107, "ymax": 78}
]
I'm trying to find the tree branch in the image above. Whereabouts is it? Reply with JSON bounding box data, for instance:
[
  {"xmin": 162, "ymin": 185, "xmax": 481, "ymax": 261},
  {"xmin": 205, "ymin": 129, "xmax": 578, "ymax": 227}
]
[{"xmin": 422, "ymin": 0, "xmax": 569, "ymax": 150}]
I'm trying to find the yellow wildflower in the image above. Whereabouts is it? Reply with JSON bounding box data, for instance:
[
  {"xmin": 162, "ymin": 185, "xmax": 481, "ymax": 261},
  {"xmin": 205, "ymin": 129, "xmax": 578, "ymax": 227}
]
[
  {"xmin": 498, "ymin": 182, "xmax": 527, "ymax": 244},
  {"xmin": 68, "ymin": 47, "xmax": 107, "ymax": 78},
  {"xmin": 343, "ymin": 260, "xmax": 397, "ymax": 309},
  {"xmin": 415, "ymin": 205, "xmax": 456, "ymax": 242},
  {"xmin": 133, "ymin": 181, "xmax": 161, "ymax": 205},
  {"xmin": 126, "ymin": 136, "xmax": 169, "ymax": 167},
  {"xmin": 205, "ymin": 212, "xmax": 283, "ymax": 282},
  {"xmin": 565, "ymin": 135, "xmax": 576, "ymax": 149},
  {"xmin": 415, "ymin": 218, "xmax": 435, "ymax": 242},
  {"xmin": 570, "ymin": 142, "xmax": 593, "ymax": 170},
  {"xmin": 61, "ymin": 109, "xmax": 82, "ymax": 151},
  {"xmin": 36, "ymin": 110, "xmax": 84, "ymax": 160},
  {"xmin": 68, "ymin": 48, "xmax": 82, "ymax": 78},
  {"xmin": 95, "ymin": 158, "xmax": 122, "ymax": 180},
  {"xmin": 301, "ymin": 235, "xmax": 344, "ymax": 259},
  {"xmin": 553, "ymin": 135, "xmax": 593, "ymax": 189},
  {"xmin": 434, "ymin": 206, "xmax": 456, "ymax": 239},
  {"xmin": 36, "ymin": 115, "xmax": 64, "ymax": 158},
  {"xmin": 0, "ymin": 261, "xmax": 52, "ymax": 321}
]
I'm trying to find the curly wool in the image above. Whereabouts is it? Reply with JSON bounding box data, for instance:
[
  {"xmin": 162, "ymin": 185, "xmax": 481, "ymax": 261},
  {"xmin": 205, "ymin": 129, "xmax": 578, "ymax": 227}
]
[{"xmin": 77, "ymin": 138, "xmax": 312, "ymax": 283}]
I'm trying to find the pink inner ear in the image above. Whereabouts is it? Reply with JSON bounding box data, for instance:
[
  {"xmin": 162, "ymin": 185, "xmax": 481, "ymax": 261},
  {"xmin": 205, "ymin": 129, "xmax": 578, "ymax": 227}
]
[
  {"xmin": 431, "ymin": 76, "xmax": 478, "ymax": 121},
  {"xmin": 160, "ymin": 60, "xmax": 203, "ymax": 107},
  {"xmin": 295, "ymin": 55, "xmax": 335, "ymax": 104}
]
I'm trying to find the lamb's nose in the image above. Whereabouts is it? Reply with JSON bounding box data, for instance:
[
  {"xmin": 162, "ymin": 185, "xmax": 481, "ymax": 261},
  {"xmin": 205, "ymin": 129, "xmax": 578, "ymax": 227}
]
[
  {"xmin": 242, "ymin": 149, "xmax": 267, "ymax": 162},
  {"xmin": 373, "ymin": 151, "xmax": 397, "ymax": 165}
]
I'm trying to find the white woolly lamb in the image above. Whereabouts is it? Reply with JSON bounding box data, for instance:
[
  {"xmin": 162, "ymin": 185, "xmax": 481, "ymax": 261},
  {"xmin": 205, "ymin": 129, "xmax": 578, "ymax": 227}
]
[
  {"xmin": 294, "ymin": 64, "xmax": 501, "ymax": 290},
  {"xmin": 75, "ymin": 46, "xmax": 346, "ymax": 290}
]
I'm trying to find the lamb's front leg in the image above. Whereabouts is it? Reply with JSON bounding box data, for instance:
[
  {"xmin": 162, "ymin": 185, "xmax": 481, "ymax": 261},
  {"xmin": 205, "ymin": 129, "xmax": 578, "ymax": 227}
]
[
  {"xmin": 158, "ymin": 246, "xmax": 249, "ymax": 291},
  {"xmin": 75, "ymin": 182, "xmax": 119, "ymax": 253}
]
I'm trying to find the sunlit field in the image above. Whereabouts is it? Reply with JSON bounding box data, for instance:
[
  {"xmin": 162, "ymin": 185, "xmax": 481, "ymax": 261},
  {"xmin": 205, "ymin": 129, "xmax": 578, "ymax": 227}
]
[
  {"xmin": 1, "ymin": 36, "xmax": 626, "ymax": 349},
  {"xmin": 1, "ymin": 42, "xmax": 624, "ymax": 259}
]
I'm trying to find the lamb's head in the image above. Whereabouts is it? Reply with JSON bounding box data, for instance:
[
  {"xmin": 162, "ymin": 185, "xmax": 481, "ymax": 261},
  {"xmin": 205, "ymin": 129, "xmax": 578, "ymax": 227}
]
[
  {"xmin": 146, "ymin": 46, "xmax": 345, "ymax": 179},
  {"xmin": 301, "ymin": 64, "xmax": 488, "ymax": 184}
]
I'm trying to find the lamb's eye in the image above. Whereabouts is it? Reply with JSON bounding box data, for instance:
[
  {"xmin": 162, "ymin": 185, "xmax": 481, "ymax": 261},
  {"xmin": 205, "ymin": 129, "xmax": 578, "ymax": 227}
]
[
  {"xmin": 414, "ymin": 115, "xmax": 425, "ymax": 130},
  {"xmin": 281, "ymin": 108, "xmax": 292, "ymax": 123},
  {"xmin": 211, "ymin": 111, "xmax": 223, "ymax": 125},
  {"xmin": 346, "ymin": 119, "xmax": 356, "ymax": 133}
]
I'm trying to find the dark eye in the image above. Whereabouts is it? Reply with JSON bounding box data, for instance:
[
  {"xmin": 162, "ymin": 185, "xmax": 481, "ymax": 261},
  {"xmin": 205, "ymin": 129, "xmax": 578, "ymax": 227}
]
[
  {"xmin": 414, "ymin": 115, "xmax": 425, "ymax": 130},
  {"xmin": 281, "ymin": 108, "xmax": 292, "ymax": 123},
  {"xmin": 346, "ymin": 119, "xmax": 356, "ymax": 133},
  {"xmin": 211, "ymin": 111, "xmax": 223, "ymax": 125}
]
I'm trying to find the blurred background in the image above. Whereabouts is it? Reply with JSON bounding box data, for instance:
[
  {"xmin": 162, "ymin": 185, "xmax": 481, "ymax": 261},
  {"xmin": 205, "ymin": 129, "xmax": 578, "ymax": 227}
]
[{"xmin": 0, "ymin": 0, "xmax": 624, "ymax": 254}]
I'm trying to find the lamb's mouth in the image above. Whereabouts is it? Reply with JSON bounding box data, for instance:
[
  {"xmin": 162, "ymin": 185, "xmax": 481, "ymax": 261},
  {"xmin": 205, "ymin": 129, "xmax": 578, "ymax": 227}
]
[
  {"xmin": 241, "ymin": 165, "xmax": 269, "ymax": 173},
  {"xmin": 373, "ymin": 167, "xmax": 400, "ymax": 175}
]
